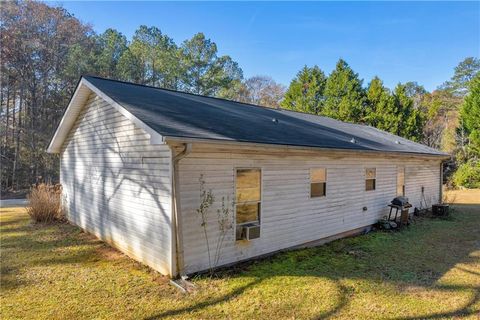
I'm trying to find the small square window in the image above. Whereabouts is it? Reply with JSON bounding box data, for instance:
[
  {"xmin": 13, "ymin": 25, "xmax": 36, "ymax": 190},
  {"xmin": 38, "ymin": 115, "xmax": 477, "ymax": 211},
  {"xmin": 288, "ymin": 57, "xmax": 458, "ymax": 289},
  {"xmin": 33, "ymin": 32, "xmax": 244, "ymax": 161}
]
[
  {"xmin": 311, "ymin": 182, "xmax": 326, "ymax": 197},
  {"xmin": 310, "ymin": 168, "xmax": 327, "ymax": 197},
  {"xmin": 365, "ymin": 179, "xmax": 376, "ymax": 191},
  {"xmin": 365, "ymin": 168, "xmax": 376, "ymax": 191}
]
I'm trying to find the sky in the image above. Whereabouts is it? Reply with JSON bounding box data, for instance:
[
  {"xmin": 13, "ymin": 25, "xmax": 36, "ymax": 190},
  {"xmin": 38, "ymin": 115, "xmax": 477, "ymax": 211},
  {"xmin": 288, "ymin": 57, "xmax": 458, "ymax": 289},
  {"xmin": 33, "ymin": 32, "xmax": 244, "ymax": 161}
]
[{"xmin": 51, "ymin": 1, "xmax": 479, "ymax": 91}]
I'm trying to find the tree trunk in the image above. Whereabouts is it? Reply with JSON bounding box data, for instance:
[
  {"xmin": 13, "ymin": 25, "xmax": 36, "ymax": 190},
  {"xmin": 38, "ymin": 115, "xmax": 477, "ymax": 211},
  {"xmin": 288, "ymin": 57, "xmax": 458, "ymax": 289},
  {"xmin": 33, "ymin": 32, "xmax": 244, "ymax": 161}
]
[
  {"xmin": 4, "ymin": 83, "xmax": 10, "ymax": 148},
  {"xmin": 12, "ymin": 85, "xmax": 23, "ymax": 190}
]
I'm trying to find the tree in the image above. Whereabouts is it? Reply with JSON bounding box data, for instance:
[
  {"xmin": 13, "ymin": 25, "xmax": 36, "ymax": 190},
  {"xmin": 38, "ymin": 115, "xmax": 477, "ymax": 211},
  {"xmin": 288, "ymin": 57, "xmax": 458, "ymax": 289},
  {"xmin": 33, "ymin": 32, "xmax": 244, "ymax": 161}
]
[
  {"xmin": 118, "ymin": 26, "xmax": 180, "ymax": 88},
  {"xmin": 421, "ymin": 89, "xmax": 462, "ymax": 150},
  {"xmin": 393, "ymin": 83, "xmax": 424, "ymax": 141},
  {"xmin": 1, "ymin": 1, "xmax": 93, "ymax": 190},
  {"xmin": 243, "ymin": 76, "xmax": 285, "ymax": 108},
  {"xmin": 322, "ymin": 59, "xmax": 366, "ymax": 122},
  {"xmin": 441, "ymin": 57, "xmax": 480, "ymax": 97},
  {"xmin": 94, "ymin": 29, "xmax": 128, "ymax": 79},
  {"xmin": 220, "ymin": 76, "xmax": 285, "ymax": 108},
  {"xmin": 404, "ymin": 81, "xmax": 427, "ymax": 111},
  {"xmin": 364, "ymin": 77, "xmax": 397, "ymax": 131},
  {"xmin": 451, "ymin": 74, "xmax": 480, "ymax": 188},
  {"xmin": 281, "ymin": 65, "xmax": 327, "ymax": 114},
  {"xmin": 460, "ymin": 74, "xmax": 480, "ymax": 158},
  {"xmin": 180, "ymin": 33, "xmax": 243, "ymax": 96}
]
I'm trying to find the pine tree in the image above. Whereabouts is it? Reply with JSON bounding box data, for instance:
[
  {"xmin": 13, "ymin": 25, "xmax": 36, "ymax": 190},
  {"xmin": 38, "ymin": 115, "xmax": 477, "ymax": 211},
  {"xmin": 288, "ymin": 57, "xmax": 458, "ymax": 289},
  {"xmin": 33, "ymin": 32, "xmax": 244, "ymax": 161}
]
[
  {"xmin": 365, "ymin": 76, "xmax": 397, "ymax": 131},
  {"xmin": 461, "ymin": 74, "xmax": 480, "ymax": 158},
  {"xmin": 180, "ymin": 33, "xmax": 243, "ymax": 96},
  {"xmin": 94, "ymin": 29, "xmax": 128, "ymax": 79},
  {"xmin": 393, "ymin": 84, "xmax": 424, "ymax": 141},
  {"xmin": 281, "ymin": 65, "xmax": 326, "ymax": 114},
  {"xmin": 442, "ymin": 57, "xmax": 480, "ymax": 97},
  {"xmin": 322, "ymin": 59, "xmax": 366, "ymax": 122},
  {"xmin": 117, "ymin": 26, "xmax": 179, "ymax": 88}
]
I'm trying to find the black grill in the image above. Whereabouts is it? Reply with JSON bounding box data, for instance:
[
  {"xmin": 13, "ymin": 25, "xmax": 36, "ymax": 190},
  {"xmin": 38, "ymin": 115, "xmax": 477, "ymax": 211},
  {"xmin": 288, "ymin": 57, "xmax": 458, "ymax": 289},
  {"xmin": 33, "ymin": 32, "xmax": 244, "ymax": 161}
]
[{"xmin": 391, "ymin": 196, "xmax": 410, "ymax": 207}]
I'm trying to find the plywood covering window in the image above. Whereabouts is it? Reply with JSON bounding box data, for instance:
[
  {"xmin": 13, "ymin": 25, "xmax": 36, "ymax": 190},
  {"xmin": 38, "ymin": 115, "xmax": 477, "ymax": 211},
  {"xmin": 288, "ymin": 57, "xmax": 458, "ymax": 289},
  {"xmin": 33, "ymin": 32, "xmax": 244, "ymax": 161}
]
[
  {"xmin": 365, "ymin": 168, "xmax": 376, "ymax": 191},
  {"xmin": 397, "ymin": 166, "xmax": 405, "ymax": 196},
  {"xmin": 235, "ymin": 169, "xmax": 261, "ymax": 238},
  {"xmin": 310, "ymin": 168, "xmax": 327, "ymax": 197}
]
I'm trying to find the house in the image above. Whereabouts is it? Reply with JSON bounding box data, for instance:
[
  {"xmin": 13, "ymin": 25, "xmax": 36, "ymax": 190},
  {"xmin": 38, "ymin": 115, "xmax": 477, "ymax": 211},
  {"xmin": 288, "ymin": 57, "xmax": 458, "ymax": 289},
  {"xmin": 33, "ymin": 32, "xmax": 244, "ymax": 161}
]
[{"xmin": 48, "ymin": 76, "xmax": 449, "ymax": 277}]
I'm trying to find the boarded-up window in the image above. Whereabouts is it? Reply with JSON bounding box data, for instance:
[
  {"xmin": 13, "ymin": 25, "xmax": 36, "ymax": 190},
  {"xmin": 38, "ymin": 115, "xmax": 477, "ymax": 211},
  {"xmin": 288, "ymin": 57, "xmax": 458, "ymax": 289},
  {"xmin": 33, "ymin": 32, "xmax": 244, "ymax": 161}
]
[
  {"xmin": 365, "ymin": 168, "xmax": 376, "ymax": 191},
  {"xmin": 235, "ymin": 169, "xmax": 261, "ymax": 239},
  {"xmin": 310, "ymin": 168, "xmax": 327, "ymax": 197},
  {"xmin": 397, "ymin": 166, "xmax": 405, "ymax": 196}
]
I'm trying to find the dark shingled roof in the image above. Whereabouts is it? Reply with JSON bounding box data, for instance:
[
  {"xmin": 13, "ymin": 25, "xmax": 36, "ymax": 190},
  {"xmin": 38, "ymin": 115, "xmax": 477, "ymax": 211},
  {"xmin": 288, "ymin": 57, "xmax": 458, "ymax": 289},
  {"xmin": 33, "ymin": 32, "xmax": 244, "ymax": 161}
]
[{"xmin": 84, "ymin": 76, "xmax": 447, "ymax": 157}]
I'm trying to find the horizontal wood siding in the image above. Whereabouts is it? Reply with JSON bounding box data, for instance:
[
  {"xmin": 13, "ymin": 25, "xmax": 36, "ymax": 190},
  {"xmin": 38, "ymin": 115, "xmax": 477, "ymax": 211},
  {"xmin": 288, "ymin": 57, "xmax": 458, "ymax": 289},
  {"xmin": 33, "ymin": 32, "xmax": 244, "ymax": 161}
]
[
  {"xmin": 60, "ymin": 93, "xmax": 172, "ymax": 275},
  {"xmin": 178, "ymin": 146, "xmax": 441, "ymax": 274}
]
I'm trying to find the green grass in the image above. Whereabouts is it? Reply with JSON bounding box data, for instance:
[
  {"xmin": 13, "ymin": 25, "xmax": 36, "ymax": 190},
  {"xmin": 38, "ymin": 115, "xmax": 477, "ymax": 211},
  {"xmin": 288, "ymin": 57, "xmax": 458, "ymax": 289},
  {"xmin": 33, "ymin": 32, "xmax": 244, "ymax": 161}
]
[{"xmin": 1, "ymin": 201, "xmax": 479, "ymax": 319}]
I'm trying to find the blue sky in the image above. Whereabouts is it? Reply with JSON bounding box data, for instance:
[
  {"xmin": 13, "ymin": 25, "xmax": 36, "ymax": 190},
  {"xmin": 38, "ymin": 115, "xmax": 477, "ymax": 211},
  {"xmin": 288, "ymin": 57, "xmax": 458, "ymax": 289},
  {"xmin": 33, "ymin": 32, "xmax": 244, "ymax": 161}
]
[{"xmin": 52, "ymin": 1, "xmax": 479, "ymax": 91}]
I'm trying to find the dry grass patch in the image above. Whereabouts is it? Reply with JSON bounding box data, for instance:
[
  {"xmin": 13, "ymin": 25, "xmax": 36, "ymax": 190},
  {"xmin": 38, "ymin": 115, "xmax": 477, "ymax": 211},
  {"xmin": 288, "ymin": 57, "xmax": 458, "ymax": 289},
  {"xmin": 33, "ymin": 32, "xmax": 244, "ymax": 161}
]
[
  {"xmin": 444, "ymin": 188, "xmax": 480, "ymax": 204},
  {"xmin": 26, "ymin": 184, "xmax": 64, "ymax": 223}
]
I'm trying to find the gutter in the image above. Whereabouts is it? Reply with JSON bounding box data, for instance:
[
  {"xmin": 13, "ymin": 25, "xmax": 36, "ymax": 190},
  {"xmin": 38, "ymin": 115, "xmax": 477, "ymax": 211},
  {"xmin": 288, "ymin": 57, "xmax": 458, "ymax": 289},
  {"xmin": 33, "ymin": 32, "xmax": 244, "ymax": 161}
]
[
  {"xmin": 439, "ymin": 158, "xmax": 449, "ymax": 203},
  {"xmin": 171, "ymin": 143, "xmax": 192, "ymax": 278},
  {"xmin": 163, "ymin": 136, "xmax": 450, "ymax": 160}
]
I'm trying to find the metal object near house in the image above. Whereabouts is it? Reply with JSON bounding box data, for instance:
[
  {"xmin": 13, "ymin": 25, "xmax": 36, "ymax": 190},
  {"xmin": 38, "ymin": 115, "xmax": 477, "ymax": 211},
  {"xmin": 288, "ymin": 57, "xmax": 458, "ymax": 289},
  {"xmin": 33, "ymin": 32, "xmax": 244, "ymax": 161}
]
[
  {"xmin": 391, "ymin": 196, "xmax": 409, "ymax": 207},
  {"xmin": 432, "ymin": 204, "xmax": 449, "ymax": 216},
  {"xmin": 240, "ymin": 223, "xmax": 261, "ymax": 241},
  {"xmin": 388, "ymin": 196, "xmax": 412, "ymax": 225}
]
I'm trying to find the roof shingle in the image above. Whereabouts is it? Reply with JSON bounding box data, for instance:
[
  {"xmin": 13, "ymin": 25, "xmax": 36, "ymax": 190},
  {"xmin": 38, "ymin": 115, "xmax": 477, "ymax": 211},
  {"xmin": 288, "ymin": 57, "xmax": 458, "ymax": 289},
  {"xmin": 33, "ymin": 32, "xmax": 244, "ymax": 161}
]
[{"xmin": 83, "ymin": 76, "xmax": 447, "ymax": 157}]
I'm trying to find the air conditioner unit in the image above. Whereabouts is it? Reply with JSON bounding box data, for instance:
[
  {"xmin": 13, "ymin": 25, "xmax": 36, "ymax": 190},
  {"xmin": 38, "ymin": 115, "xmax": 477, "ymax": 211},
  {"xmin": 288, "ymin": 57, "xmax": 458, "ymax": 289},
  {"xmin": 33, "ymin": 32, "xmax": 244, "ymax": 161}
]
[{"xmin": 241, "ymin": 224, "xmax": 260, "ymax": 241}]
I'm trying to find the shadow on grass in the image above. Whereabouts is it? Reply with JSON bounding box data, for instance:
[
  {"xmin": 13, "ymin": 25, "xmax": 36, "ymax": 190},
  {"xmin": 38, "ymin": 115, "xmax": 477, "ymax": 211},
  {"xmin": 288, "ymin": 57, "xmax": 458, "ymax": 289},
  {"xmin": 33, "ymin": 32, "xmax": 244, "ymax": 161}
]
[{"xmin": 393, "ymin": 284, "xmax": 480, "ymax": 320}]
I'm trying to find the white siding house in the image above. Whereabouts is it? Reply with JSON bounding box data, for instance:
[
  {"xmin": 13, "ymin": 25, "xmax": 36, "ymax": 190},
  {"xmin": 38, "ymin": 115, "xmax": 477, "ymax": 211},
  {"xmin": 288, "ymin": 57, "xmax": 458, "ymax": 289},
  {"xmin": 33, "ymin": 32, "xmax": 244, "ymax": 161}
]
[
  {"xmin": 176, "ymin": 144, "xmax": 442, "ymax": 274},
  {"xmin": 48, "ymin": 76, "xmax": 448, "ymax": 277},
  {"xmin": 60, "ymin": 94, "xmax": 173, "ymax": 275}
]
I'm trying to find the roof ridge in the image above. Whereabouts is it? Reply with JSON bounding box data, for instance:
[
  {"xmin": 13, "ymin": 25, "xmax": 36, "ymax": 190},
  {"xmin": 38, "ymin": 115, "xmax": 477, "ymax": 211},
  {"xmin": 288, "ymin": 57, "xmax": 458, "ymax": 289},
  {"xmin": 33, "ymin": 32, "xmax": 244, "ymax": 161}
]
[{"xmin": 82, "ymin": 75, "xmax": 283, "ymax": 111}]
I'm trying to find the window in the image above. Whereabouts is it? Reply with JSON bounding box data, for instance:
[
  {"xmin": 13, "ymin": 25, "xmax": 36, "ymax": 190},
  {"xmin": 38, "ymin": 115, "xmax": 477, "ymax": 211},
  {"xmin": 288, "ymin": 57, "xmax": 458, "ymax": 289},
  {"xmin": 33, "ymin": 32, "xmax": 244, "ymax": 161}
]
[
  {"xmin": 397, "ymin": 166, "xmax": 405, "ymax": 196},
  {"xmin": 365, "ymin": 168, "xmax": 376, "ymax": 191},
  {"xmin": 235, "ymin": 169, "xmax": 261, "ymax": 240},
  {"xmin": 310, "ymin": 168, "xmax": 326, "ymax": 197}
]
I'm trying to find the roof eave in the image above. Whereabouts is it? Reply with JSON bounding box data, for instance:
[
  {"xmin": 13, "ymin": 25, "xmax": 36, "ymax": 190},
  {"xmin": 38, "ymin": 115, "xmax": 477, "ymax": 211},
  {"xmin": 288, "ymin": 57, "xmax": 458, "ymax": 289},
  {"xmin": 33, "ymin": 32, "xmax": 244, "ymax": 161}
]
[
  {"xmin": 47, "ymin": 77, "xmax": 165, "ymax": 154},
  {"xmin": 163, "ymin": 135, "xmax": 451, "ymax": 160}
]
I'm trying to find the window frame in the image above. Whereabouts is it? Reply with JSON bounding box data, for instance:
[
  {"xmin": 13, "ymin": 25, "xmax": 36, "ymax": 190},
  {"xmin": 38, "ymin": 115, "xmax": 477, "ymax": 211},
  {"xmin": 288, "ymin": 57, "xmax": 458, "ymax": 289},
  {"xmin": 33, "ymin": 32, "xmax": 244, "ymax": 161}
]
[
  {"xmin": 365, "ymin": 167, "xmax": 376, "ymax": 191},
  {"xmin": 234, "ymin": 168, "xmax": 262, "ymax": 240},
  {"xmin": 310, "ymin": 168, "xmax": 327, "ymax": 198},
  {"xmin": 396, "ymin": 166, "xmax": 405, "ymax": 196}
]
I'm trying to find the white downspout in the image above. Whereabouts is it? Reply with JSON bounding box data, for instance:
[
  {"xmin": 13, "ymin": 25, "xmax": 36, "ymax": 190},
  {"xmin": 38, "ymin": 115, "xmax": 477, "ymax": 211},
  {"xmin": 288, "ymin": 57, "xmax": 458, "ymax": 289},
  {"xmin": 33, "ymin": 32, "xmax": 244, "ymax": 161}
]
[
  {"xmin": 439, "ymin": 160, "xmax": 444, "ymax": 203},
  {"xmin": 171, "ymin": 143, "xmax": 192, "ymax": 278}
]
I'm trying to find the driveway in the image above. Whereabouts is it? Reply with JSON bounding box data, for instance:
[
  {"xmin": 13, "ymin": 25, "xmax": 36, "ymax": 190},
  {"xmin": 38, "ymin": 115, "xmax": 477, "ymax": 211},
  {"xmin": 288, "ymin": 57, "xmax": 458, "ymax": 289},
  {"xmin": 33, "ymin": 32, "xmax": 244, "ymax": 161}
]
[{"xmin": 0, "ymin": 199, "xmax": 28, "ymax": 208}]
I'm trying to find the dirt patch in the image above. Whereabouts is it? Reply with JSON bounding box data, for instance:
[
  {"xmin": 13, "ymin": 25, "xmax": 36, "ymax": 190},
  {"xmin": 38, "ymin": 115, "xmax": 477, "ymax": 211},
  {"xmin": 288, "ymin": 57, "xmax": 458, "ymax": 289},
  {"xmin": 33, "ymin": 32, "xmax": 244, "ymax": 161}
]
[{"xmin": 95, "ymin": 245, "xmax": 126, "ymax": 261}]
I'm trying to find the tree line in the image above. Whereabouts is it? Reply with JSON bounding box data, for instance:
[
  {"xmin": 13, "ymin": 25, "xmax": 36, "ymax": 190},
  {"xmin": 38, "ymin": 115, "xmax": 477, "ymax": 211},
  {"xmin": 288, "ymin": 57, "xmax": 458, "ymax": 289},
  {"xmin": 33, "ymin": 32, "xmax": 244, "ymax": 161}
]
[{"xmin": 1, "ymin": 0, "xmax": 479, "ymax": 192}]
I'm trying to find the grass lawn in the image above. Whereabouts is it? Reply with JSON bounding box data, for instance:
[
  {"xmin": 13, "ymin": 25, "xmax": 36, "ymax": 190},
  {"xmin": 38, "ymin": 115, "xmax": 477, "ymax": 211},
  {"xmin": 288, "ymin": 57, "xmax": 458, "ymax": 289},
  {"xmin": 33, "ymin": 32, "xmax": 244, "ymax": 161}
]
[{"xmin": 1, "ymin": 191, "xmax": 479, "ymax": 319}]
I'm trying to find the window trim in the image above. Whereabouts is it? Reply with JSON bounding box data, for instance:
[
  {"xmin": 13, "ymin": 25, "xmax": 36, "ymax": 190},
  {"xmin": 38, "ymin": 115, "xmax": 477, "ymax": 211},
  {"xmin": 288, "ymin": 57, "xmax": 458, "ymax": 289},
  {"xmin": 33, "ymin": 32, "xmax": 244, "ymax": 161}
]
[
  {"xmin": 234, "ymin": 168, "xmax": 262, "ymax": 240},
  {"xmin": 397, "ymin": 166, "xmax": 405, "ymax": 196},
  {"xmin": 365, "ymin": 167, "xmax": 376, "ymax": 191},
  {"xmin": 310, "ymin": 168, "xmax": 327, "ymax": 198}
]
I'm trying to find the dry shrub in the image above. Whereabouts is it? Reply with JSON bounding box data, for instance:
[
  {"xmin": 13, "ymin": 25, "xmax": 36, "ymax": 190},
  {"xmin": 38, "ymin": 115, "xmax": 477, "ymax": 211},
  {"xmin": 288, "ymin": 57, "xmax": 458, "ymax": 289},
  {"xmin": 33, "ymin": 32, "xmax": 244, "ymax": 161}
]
[{"xmin": 27, "ymin": 184, "xmax": 65, "ymax": 223}]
